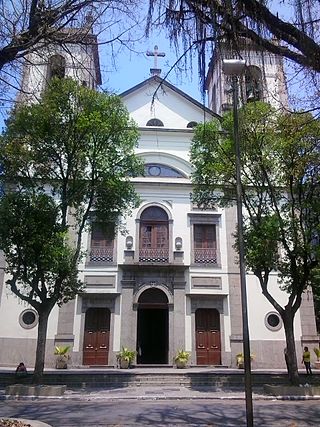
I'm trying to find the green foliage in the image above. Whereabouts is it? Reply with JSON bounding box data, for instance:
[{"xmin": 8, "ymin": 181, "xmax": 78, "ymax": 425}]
[
  {"xmin": 191, "ymin": 102, "xmax": 278, "ymax": 208},
  {"xmin": 236, "ymin": 353, "xmax": 255, "ymax": 366},
  {"xmin": 1, "ymin": 77, "xmax": 143, "ymax": 231},
  {"xmin": 174, "ymin": 349, "xmax": 190, "ymax": 362},
  {"xmin": 241, "ymin": 214, "xmax": 280, "ymax": 275},
  {"xmin": 191, "ymin": 101, "xmax": 320, "ymax": 383},
  {"xmin": 0, "ymin": 77, "xmax": 143, "ymax": 380},
  {"xmin": 54, "ymin": 346, "xmax": 70, "ymax": 357},
  {"xmin": 116, "ymin": 347, "xmax": 136, "ymax": 363},
  {"xmin": 191, "ymin": 102, "xmax": 320, "ymax": 300},
  {"xmin": 0, "ymin": 192, "xmax": 84, "ymax": 307}
]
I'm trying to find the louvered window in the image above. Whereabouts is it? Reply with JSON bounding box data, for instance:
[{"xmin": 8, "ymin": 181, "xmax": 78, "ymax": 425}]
[
  {"xmin": 89, "ymin": 224, "xmax": 114, "ymax": 263},
  {"xmin": 193, "ymin": 224, "xmax": 217, "ymax": 264}
]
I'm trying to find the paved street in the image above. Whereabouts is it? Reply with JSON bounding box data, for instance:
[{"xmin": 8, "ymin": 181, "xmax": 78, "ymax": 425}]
[
  {"xmin": 0, "ymin": 399, "xmax": 319, "ymax": 426},
  {"xmin": 1, "ymin": 368, "xmax": 320, "ymax": 426}
]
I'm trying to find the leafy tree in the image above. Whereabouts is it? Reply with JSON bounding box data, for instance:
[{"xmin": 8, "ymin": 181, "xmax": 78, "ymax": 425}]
[
  {"xmin": 0, "ymin": 77, "xmax": 143, "ymax": 382},
  {"xmin": 0, "ymin": 192, "xmax": 83, "ymax": 381},
  {"xmin": 190, "ymin": 102, "xmax": 320, "ymax": 384}
]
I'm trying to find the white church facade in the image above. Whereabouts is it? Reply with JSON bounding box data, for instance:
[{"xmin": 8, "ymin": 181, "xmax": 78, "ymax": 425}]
[{"xmin": 0, "ymin": 34, "xmax": 318, "ymax": 369}]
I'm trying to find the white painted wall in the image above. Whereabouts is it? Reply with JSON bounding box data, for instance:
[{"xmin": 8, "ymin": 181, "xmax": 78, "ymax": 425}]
[
  {"xmin": 246, "ymin": 273, "xmax": 302, "ymax": 341},
  {"xmin": 0, "ymin": 288, "xmax": 59, "ymax": 339},
  {"xmin": 122, "ymin": 79, "xmax": 214, "ymax": 128}
]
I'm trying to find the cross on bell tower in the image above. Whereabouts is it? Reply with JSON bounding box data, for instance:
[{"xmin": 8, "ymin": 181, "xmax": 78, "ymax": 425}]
[{"xmin": 146, "ymin": 45, "xmax": 166, "ymax": 76}]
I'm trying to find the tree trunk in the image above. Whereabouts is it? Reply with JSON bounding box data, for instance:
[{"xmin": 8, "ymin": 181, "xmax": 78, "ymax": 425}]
[
  {"xmin": 32, "ymin": 308, "xmax": 50, "ymax": 384},
  {"xmin": 283, "ymin": 307, "xmax": 300, "ymax": 385}
]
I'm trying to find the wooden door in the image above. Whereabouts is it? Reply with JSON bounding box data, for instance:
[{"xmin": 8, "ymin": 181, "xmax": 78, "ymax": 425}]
[
  {"xmin": 83, "ymin": 308, "xmax": 110, "ymax": 365},
  {"xmin": 196, "ymin": 308, "xmax": 221, "ymax": 365}
]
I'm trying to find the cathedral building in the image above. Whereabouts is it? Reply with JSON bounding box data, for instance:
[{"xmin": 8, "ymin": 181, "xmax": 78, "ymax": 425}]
[{"xmin": 0, "ymin": 34, "xmax": 318, "ymax": 369}]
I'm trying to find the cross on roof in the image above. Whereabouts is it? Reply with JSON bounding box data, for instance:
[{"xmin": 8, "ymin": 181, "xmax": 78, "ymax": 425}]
[{"xmin": 146, "ymin": 45, "xmax": 166, "ymax": 76}]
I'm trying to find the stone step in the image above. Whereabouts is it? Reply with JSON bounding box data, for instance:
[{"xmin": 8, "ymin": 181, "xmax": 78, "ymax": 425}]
[{"xmin": 1, "ymin": 370, "xmax": 319, "ymax": 389}]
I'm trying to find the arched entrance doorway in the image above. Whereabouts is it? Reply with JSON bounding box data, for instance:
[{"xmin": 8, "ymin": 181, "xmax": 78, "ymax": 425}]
[
  {"xmin": 195, "ymin": 308, "xmax": 221, "ymax": 365},
  {"xmin": 137, "ymin": 288, "xmax": 169, "ymax": 364},
  {"xmin": 83, "ymin": 307, "xmax": 110, "ymax": 365}
]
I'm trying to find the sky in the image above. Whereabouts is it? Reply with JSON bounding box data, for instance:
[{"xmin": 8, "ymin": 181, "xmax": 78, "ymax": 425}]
[
  {"xmin": 0, "ymin": 1, "xmax": 296, "ymax": 131},
  {"xmin": 0, "ymin": 27, "xmax": 205, "ymax": 133},
  {"xmin": 97, "ymin": 0, "xmax": 291, "ymax": 105},
  {"xmin": 98, "ymin": 34, "xmax": 204, "ymax": 103}
]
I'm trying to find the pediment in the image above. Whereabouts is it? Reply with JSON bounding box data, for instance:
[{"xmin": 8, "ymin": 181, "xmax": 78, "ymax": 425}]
[{"xmin": 121, "ymin": 76, "xmax": 219, "ymax": 129}]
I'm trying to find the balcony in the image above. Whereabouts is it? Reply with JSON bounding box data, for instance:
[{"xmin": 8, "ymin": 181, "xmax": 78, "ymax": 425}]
[
  {"xmin": 89, "ymin": 247, "xmax": 114, "ymax": 264},
  {"xmin": 139, "ymin": 248, "xmax": 169, "ymax": 263},
  {"xmin": 193, "ymin": 248, "xmax": 217, "ymax": 265}
]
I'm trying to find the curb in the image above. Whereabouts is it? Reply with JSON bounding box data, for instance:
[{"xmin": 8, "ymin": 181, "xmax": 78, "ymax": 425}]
[
  {"xmin": 2, "ymin": 393, "xmax": 320, "ymax": 402},
  {"xmin": 0, "ymin": 419, "xmax": 51, "ymax": 427}
]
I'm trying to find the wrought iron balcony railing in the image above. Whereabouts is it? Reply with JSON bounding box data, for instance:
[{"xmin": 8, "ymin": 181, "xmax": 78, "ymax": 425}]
[
  {"xmin": 193, "ymin": 248, "xmax": 217, "ymax": 265},
  {"xmin": 89, "ymin": 247, "xmax": 114, "ymax": 263},
  {"xmin": 139, "ymin": 248, "xmax": 169, "ymax": 263}
]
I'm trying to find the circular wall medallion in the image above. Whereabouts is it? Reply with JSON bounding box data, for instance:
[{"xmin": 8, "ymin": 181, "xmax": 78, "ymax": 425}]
[{"xmin": 19, "ymin": 309, "xmax": 38, "ymax": 329}]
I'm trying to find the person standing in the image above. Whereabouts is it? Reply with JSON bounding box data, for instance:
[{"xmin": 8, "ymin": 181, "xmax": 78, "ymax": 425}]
[{"xmin": 302, "ymin": 346, "xmax": 312, "ymax": 375}]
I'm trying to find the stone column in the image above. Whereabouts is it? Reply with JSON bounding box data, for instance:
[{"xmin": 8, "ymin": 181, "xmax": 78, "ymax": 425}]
[
  {"xmin": 55, "ymin": 301, "xmax": 76, "ymax": 346},
  {"xmin": 225, "ymin": 205, "xmax": 243, "ymax": 366},
  {"xmin": 172, "ymin": 272, "xmax": 186, "ymax": 362},
  {"xmin": 0, "ymin": 251, "xmax": 5, "ymax": 305},
  {"xmin": 119, "ymin": 284, "xmax": 136, "ymax": 352},
  {"xmin": 300, "ymin": 288, "xmax": 319, "ymax": 349}
]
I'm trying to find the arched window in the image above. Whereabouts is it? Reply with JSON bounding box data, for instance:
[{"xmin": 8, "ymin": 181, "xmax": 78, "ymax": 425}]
[
  {"xmin": 139, "ymin": 207, "xmax": 169, "ymax": 262},
  {"xmin": 245, "ymin": 66, "xmax": 263, "ymax": 102},
  {"xmin": 146, "ymin": 118, "xmax": 164, "ymax": 127},
  {"xmin": 47, "ymin": 54, "xmax": 66, "ymax": 80},
  {"xmin": 144, "ymin": 163, "xmax": 185, "ymax": 178},
  {"xmin": 187, "ymin": 121, "xmax": 198, "ymax": 128}
]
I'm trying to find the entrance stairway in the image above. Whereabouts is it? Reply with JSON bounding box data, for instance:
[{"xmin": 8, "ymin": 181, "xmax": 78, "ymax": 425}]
[{"xmin": 1, "ymin": 367, "xmax": 319, "ymax": 389}]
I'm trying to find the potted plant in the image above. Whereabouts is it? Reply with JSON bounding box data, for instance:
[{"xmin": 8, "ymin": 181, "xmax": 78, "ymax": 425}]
[
  {"xmin": 313, "ymin": 347, "xmax": 320, "ymax": 369},
  {"xmin": 236, "ymin": 353, "xmax": 255, "ymax": 369},
  {"xmin": 54, "ymin": 345, "xmax": 70, "ymax": 369},
  {"xmin": 174, "ymin": 349, "xmax": 190, "ymax": 368},
  {"xmin": 116, "ymin": 347, "xmax": 136, "ymax": 369}
]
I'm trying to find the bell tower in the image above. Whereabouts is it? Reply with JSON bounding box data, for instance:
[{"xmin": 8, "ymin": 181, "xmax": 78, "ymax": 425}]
[
  {"xmin": 18, "ymin": 29, "xmax": 101, "ymax": 105},
  {"xmin": 206, "ymin": 38, "xmax": 288, "ymax": 115}
]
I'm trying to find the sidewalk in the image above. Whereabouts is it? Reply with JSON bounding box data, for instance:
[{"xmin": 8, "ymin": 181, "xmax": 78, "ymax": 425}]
[
  {"xmin": 64, "ymin": 385, "xmax": 262, "ymax": 401},
  {"xmin": 1, "ymin": 366, "xmax": 319, "ymax": 401}
]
